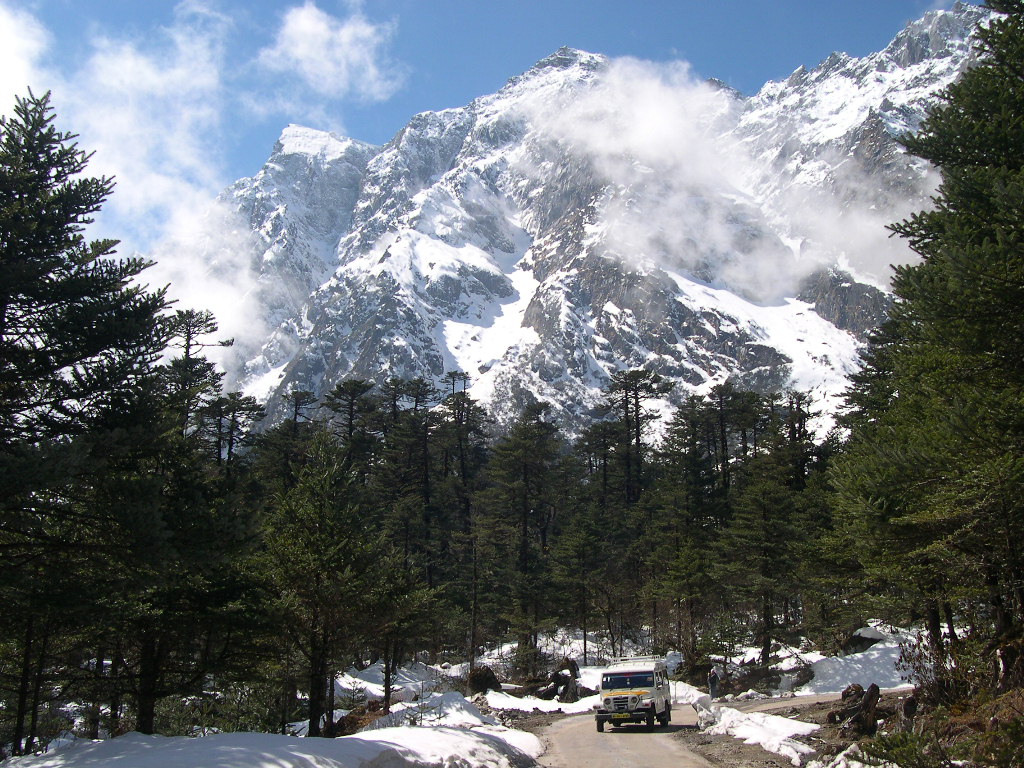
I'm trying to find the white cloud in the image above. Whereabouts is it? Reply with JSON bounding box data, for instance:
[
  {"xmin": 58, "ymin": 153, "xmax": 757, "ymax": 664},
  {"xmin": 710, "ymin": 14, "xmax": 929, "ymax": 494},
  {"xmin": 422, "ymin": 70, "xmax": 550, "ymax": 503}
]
[
  {"xmin": 0, "ymin": 2, "xmax": 50, "ymax": 110},
  {"xmin": 257, "ymin": 1, "xmax": 403, "ymax": 117},
  {"xmin": 57, "ymin": 2, "xmax": 231, "ymax": 247},
  {"xmin": 521, "ymin": 58, "xmax": 808, "ymax": 302}
]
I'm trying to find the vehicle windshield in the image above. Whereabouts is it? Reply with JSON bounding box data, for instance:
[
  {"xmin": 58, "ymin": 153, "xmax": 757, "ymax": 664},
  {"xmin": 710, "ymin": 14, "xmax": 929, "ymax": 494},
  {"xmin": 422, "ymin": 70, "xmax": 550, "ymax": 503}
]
[{"xmin": 602, "ymin": 672, "xmax": 654, "ymax": 690}]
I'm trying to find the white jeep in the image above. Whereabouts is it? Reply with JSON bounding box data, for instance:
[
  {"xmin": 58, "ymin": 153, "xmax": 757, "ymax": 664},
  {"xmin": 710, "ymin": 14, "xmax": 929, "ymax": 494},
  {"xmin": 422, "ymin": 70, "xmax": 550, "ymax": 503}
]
[{"xmin": 594, "ymin": 656, "xmax": 672, "ymax": 732}]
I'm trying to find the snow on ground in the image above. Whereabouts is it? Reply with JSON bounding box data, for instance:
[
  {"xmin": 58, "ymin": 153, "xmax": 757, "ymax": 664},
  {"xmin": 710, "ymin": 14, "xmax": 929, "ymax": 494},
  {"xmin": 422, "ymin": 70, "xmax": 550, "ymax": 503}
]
[
  {"xmin": 484, "ymin": 689, "xmax": 598, "ymax": 715},
  {"xmin": 690, "ymin": 689, "xmax": 819, "ymax": 767},
  {"xmin": 4, "ymin": 727, "xmax": 540, "ymax": 768},
  {"xmin": 391, "ymin": 691, "xmax": 500, "ymax": 728},
  {"xmin": 711, "ymin": 624, "xmax": 912, "ymax": 697},
  {"xmin": 17, "ymin": 628, "xmax": 917, "ymax": 768},
  {"xmin": 670, "ymin": 680, "xmax": 708, "ymax": 706},
  {"xmin": 337, "ymin": 660, "xmax": 444, "ymax": 703},
  {"xmin": 806, "ymin": 744, "xmax": 874, "ymax": 768},
  {"xmin": 726, "ymin": 641, "xmax": 827, "ymax": 675},
  {"xmin": 11, "ymin": 692, "xmax": 542, "ymax": 768},
  {"xmin": 468, "ymin": 628, "xmax": 629, "ymax": 675},
  {"xmin": 793, "ymin": 625, "xmax": 914, "ymax": 695},
  {"xmin": 702, "ymin": 704, "xmax": 820, "ymax": 767},
  {"xmin": 359, "ymin": 725, "xmax": 542, "ymax": 764},
  {"xmin": 693, "ymin": 625, "xmax": 917, "ymax": 765},
  {"xmin": 356, "ymin": 693, "xmax": 486, "ymax": 733}
]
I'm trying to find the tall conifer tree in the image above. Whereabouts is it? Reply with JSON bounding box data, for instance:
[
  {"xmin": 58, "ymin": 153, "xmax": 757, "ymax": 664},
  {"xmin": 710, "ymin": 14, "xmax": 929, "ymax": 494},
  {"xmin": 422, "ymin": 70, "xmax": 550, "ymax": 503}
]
[
  {"xmin": 833, "ymin": 0, "xmax": 1024, "ymax": 692},
  {"xmin": 0, "ymin": 92, "xmax": 168, "ymax": 752}
]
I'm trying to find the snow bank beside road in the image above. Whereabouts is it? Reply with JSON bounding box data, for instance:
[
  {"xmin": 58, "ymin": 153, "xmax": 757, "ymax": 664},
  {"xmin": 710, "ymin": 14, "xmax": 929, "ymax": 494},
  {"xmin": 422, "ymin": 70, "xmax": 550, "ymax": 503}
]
[
  {"xmin": 5, "ymin": 727, "xmax": 542, "ymax": 768},
  {"xmin": 684, "ymin": 676, "xmax": 818, "ymax": 766},
  {"xmin": 693, "ymin": 696, "xmax": 819, "ymax": 767},
  {"xmin": 13, "ymin": 689, "xmax": 543, "ymax": 768},
  {"xmin": 703, "ymin": 705, "xmax": 819, "ymax": 766}
]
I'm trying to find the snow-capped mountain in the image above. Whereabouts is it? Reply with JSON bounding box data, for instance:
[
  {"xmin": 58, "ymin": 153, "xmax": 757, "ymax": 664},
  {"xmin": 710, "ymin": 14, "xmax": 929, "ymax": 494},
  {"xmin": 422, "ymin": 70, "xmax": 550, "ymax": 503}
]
[{"xmin": 213, "ymin": 3, "xmax": 989, "ymax": 431}]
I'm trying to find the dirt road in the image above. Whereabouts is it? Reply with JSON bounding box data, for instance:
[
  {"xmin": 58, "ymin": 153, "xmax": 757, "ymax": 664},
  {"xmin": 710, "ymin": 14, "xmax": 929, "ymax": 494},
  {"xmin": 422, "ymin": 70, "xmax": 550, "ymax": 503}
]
[
  {"xmin": 536, "ymin": 694, "xmax": 843, "ymax": 768},
  {"xmin": 537, "ymin": 706, "xmax": 716, "ymax": 768}
]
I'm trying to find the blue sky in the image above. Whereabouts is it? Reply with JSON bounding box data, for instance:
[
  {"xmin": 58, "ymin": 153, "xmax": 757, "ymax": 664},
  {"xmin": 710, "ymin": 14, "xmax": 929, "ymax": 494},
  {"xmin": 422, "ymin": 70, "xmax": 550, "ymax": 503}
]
[{"xmin": 1, "ymin": 0, "xmax": 967, "ymax": 257}]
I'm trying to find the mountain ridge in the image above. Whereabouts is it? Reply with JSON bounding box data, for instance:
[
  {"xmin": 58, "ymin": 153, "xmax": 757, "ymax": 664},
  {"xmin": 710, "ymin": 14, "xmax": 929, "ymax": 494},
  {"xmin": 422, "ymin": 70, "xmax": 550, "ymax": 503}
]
[{"xmin": 206, "ymin": 3, "xmax": 991, "ymax": 433}]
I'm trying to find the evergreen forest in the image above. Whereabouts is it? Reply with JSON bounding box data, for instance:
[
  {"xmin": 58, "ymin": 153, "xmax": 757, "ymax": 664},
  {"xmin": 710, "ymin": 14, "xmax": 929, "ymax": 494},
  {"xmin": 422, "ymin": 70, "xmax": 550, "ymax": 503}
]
[{"xmin": 1, "ymin": 2, "xmax": 1023, "ymax": 764}]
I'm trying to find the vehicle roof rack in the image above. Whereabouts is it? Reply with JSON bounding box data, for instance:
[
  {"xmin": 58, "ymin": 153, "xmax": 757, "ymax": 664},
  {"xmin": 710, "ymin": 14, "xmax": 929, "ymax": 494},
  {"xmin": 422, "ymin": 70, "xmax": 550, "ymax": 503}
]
[{"xmin": 609, "ymin": 655, "xmax": 663, "ymax": 665}]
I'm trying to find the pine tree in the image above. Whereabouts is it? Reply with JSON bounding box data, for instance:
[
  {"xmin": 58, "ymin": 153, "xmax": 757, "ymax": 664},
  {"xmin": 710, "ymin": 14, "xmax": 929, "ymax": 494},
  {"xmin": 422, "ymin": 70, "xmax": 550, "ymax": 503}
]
[
  {"xmin": 602, "ymin": 370, "xmax": 674, "ymax": 504},
  {"xmin": 477, "ymin": 403, "xmax": 567, "ymax": 677},
  {"xmin": 644, "ymin": 395, "xmax": 722, "ymax": 665},
  {"xmin": 0, "ymin": 90, "xmax": 168, "ymax": 554},
  {"xmin": 717, "ymin": 451, "xmax": 802, "ymax": 668},
  {"xmin": 259, "ymin": 428, "xmax": 389, "ymax": 737},
  {"xmin": 0, "ymin": 92, "xmax": 168, "ymax": 752},
  {"xmin": 832, "ymin": 0, "xmax": 1024, "ymax": 693},
  {"xmin": 0, "ymin": 91, "xmax": 167, "ymax": 449}
]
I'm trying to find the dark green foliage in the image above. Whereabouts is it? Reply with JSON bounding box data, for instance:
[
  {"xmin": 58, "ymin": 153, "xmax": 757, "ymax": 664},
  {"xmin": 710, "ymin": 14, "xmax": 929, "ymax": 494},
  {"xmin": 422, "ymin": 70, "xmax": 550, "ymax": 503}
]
[
  {"xmin": 861, "ymin": 732, "xmax": 960, "ymax": 768},
  {"xmin": 476, "ymin": 402, "xmax": 568, "ymax": 677},
  {"xmin": 0, "ymin": 92, "xmax": 167, "ymax": 447},
  {"xmin": 0, "ymin": 91, "xmax": 172, "ymax": 754},
  {"xmin": 258, "ymin": 427, "xmax": 420, "ymax": 736},
  {"xmin": 826, "ymin": 2, "xmax": 1024, "ymax": 761},
  {"xmin": 832, "ymin": 0, "xmax": 1024, "ymax": 691}
]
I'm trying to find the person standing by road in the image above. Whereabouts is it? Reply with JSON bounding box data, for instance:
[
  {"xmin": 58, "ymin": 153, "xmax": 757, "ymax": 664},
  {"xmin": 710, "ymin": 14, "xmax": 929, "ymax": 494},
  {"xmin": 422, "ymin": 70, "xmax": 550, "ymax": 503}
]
[{"xmin": 708, "ymin": 667, "xmax": 720, "ymax": 699}]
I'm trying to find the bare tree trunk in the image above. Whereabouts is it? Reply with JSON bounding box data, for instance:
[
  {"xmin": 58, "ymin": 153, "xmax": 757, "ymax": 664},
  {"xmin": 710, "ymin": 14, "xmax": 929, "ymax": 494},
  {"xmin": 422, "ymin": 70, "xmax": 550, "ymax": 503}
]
[
  {"xmin": 943, "ymin": 602, "xmax": 959, "ymax": 647},
  {"xmin": 307, "ymin": 636, "xmax": 327, "ymax": 738},
  {"xmin": 136, "ymin": 634, "xmax": 162, "ymax": 735},
  {"xmin": 27, "ymin": 627, "xmax": 50, "ymax": 752},
  {"xmin": 582, "ymin": 610, "xmax": 588, "ymax": 666},
  {"xmin": 926, "ymin": 601, "xmax": 945, "ymax": 663},
  {"xmin": 280, "ymin": 673, "xmax": 297, "ymax": 735},
  {"xmin": 12, "ymin": 615, "xmax": 34, "ymax": 755},
  {"xmin": 760, "ymin": 594, "xmax": 773, "ymax": 668},
  {"xmin": 86, "ymin": 646, "xmax": 105, "ymax": 740},
  {"xmin": 324, "ymin": 669, "xmax": 336, "ymax": 736},
  {"xmin": 109, "ymin": 646, "xmax": 123, "ymax": 737},
  {"xmin": 383, "ymin": 640, "xmax": 394, "ymax": 714},
  {"xmin": 468, "ymin": 534, "xmax": 479, "ymax": 674}
]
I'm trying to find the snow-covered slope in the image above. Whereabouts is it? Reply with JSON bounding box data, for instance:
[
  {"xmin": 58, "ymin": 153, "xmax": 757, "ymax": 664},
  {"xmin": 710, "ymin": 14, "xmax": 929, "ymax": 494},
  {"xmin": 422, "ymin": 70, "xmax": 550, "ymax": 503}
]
[{"xmin": 209, "ymin": 4, "xmax": 990, "ymax": 430}]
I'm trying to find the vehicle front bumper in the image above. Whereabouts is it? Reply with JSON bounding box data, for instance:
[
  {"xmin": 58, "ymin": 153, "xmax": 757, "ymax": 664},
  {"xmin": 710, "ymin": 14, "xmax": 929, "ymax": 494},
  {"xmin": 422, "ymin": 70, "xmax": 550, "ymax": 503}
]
[{"xmin": 595, "ymin": 707, "xmax": 654, "ymax": 725}]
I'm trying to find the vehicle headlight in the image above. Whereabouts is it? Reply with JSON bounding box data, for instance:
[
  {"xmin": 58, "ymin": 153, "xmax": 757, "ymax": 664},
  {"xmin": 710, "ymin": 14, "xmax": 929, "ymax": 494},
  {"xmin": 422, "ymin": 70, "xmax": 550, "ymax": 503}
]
[
  {"xmin": 603, "ymin": 698, "xmax": 611, "ymax": 707},
  {"xmin": 629, "ymin": 696, "xmax": 638, "ymax": 706},
  {"xmin": 640, "ymin": 697, "xmax": 653, "ymax": 707}
]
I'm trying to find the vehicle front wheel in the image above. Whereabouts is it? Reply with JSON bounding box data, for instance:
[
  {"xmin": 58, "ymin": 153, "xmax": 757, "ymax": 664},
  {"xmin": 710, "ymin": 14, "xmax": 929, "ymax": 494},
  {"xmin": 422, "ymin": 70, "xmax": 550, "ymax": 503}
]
[
  {"xmin": 596, "ymin": 719, "xmax": 604, "ymax": 733},
  {"xmin": 657, "ymin": 708, "xmax": 669, "ymax": 727},
  {"xmin": 645, "ymin": 711, "xmax": 655, "ymax": 731}
]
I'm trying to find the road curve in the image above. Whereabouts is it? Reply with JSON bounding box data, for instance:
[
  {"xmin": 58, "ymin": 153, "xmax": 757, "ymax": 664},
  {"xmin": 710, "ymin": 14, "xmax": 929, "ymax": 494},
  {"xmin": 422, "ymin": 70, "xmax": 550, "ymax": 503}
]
[{"xmin": 536, "ymin": 706, "xmax": 716, "ymax": 768}]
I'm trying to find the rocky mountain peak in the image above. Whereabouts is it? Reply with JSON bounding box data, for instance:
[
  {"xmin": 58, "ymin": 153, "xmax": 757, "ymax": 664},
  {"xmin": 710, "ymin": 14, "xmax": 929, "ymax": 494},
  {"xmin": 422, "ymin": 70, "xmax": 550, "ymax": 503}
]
[
  {"xmin": 529, "ymin": 46, "xmax": 607, "ymax": 74},
  {"xmin": 882, "ymin": 2, "xmax": 988, "ymax": 67},
  {"xmin": 273, "ymin": 124, "xmax": 378, "ymax": 163},
  {"xmin": 204, "ymin": 4, "xmax": 993, "ymax": 434}
]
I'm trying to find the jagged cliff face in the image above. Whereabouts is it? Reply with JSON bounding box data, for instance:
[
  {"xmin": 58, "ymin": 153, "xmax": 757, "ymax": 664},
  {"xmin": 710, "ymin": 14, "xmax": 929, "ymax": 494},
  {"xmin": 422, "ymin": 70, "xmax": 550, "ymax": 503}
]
[{"xmin": 212, "ymin": 3, "xmax": 989, "ymax": 430}]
